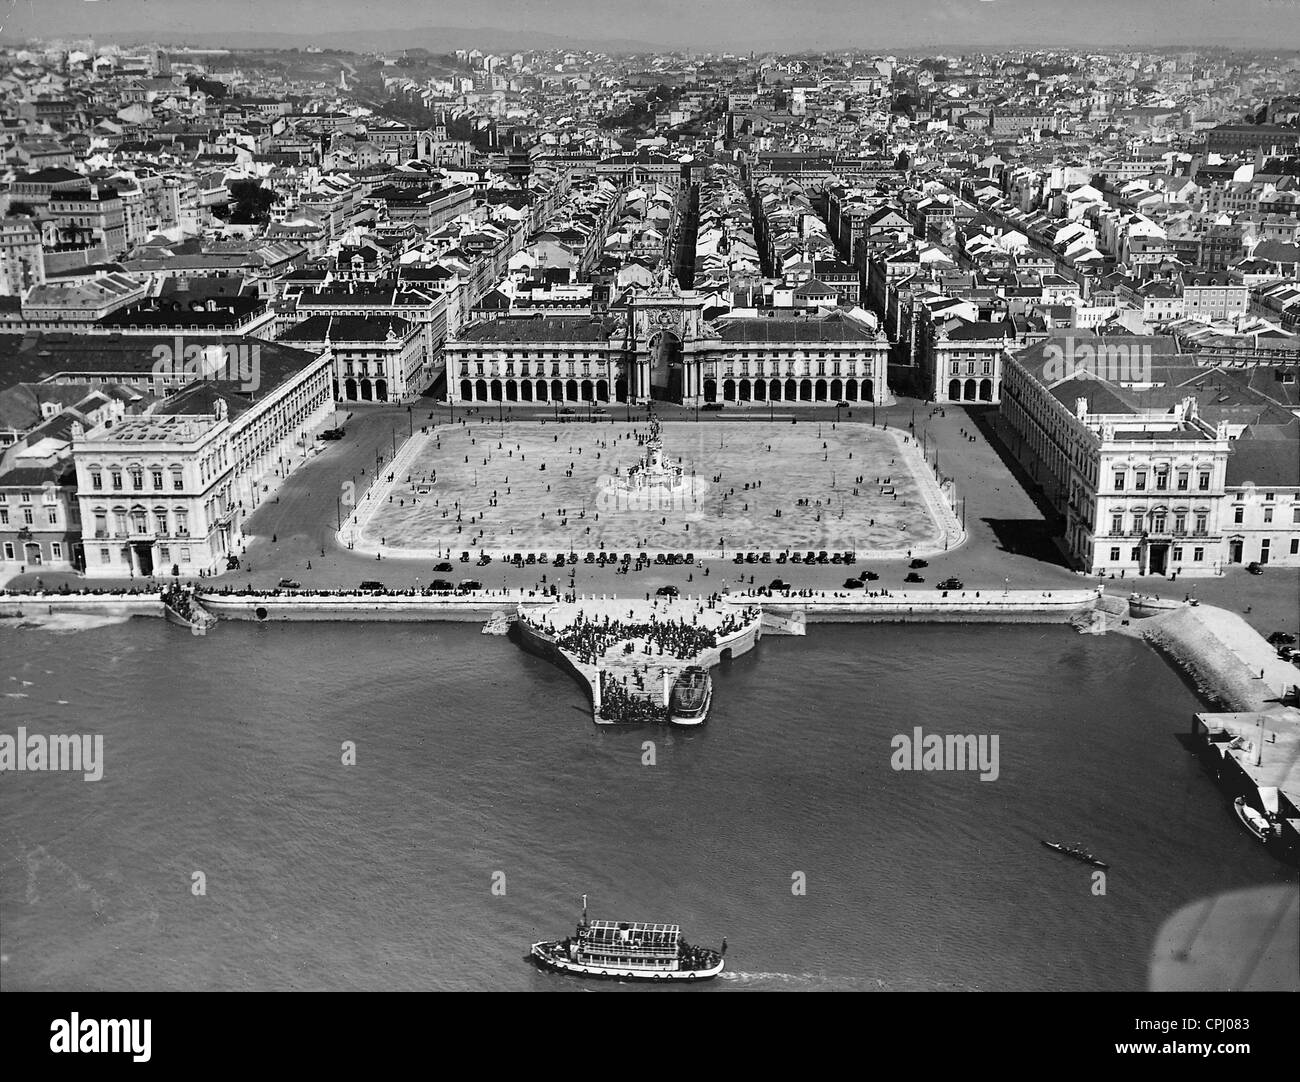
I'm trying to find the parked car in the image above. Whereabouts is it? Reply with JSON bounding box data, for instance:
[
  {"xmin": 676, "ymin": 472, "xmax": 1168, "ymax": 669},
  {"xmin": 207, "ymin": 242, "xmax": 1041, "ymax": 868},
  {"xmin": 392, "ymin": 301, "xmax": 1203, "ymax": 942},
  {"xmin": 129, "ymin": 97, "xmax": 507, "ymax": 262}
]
[
  {"xmin": 1247, "ymin": 561, "xmax": 1264, "ymax": 574},
  {"xmin": 277, "ymin": 578, "xmax": 301, "ymax": 589},
  {"xmin": 559, "ymin": 407, "xmax": 577, "ymax": 416},
  {"xmin": 835, "ymin": 400, "xmax": 850, "ymax": 408},
  {"xmin": 843, "ymin": 578, "xmax": 863, "ymax": 589},
  {"xmin": 702, "ymin": 402, "xmax": 724, "ymax": 411},
  {"xmin": 909, "ymin": 558, "xmax": 929, "ymax": 569},
  {"xmin": 904, "ymin": 572, "xmax": 925, "ymax": 584},
  {"xmin": 457, "ymin": 579, "xmax": 483, "ymax": 592},
  {"xmin": 429, "ymin": 579, "xmax": 455, "ymax": 592},
  {"xmin": 320, "ymin": 427, "xmax": 345, "ymax": 441},
  {"xmin": 1266, "ymin": 631, "xmax": 1296, "ymax": 647},
  {"xmin": 656, "ymin": 585, "xmax": 680, "ymax": 597},
  {"xmin": 358, "ymin": 580, "xmax": 385, "ymax": 592},
  {"xmin": 769, "ymin": 578, "xmax": 790, "ymax": 591},
  {"xmin": 937, "ymin": 577, "xmax": 964, "ymax": 591},
  {"xmin": 859, "ymin": 570, "xmax": 880, "ymax": 582},
  {"xmin": 433, "ymin": 562, "xmax": 454, "ymax": 573},
  {"xmin": 590, "ymin": 407, "xmax": 608, "ymax": 416}
]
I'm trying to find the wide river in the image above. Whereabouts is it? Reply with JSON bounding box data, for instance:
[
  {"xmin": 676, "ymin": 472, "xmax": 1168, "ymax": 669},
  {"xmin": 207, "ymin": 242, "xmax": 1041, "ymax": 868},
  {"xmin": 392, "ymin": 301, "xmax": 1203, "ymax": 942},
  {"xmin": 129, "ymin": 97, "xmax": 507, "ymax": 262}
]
[{"xmin": 0, "ymin": 617, "xmax": 1287, "ymax": 990}]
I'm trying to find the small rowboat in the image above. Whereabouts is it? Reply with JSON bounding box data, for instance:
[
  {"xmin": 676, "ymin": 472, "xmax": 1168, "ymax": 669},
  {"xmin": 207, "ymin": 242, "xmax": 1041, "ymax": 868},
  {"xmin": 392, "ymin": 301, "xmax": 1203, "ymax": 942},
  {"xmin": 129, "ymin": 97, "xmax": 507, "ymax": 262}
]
[{"xmin": 1041, "ymin": 839, "xmax": 1108, "ymax": 869}]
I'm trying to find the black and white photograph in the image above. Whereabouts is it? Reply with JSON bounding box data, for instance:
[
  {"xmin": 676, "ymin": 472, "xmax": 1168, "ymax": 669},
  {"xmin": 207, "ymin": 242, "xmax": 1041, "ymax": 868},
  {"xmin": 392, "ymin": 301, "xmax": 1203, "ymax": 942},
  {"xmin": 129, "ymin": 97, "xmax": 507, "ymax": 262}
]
[{"xmin": 0, "ymin": 0, "xmax": 1297, "ymax": 1046}]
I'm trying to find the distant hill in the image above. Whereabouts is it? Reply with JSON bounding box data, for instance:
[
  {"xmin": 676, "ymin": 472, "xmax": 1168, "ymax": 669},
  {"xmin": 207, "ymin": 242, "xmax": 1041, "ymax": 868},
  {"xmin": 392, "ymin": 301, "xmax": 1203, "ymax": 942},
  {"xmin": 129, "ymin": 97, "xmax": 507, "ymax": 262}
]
[{"xmin": 84, "ymin": 25, "xmax": 668, "ymax": 55}]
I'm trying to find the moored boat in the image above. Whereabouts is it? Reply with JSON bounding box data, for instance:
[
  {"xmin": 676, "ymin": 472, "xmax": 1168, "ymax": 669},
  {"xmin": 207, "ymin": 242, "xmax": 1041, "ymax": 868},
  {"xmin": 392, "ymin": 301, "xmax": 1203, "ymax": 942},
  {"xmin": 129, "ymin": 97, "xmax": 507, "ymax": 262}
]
[
  {"xmin": 1041, "ymin": 839, "xmax": 1108, "ymax": 869},
  {"xmin": 1234, "ymin": 797, "xmax": 1275, "ymax": 843},
  {"xmin": 669, "ymin": 665, "xmax": 712, "ymax": 726},
  {"xmin": 162, "ymin": 585, "xmax": 217, "ymax": 636},
  {"xmin": 531, "ymin": 897, "xmax": 726, "ymax": 982}
]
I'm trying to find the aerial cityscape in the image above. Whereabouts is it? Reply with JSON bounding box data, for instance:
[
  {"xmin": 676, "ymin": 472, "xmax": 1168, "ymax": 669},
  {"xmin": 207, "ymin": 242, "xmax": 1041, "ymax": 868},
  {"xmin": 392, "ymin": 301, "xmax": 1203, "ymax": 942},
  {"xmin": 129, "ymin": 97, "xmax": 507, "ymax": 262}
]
[{"xmin": 0, "ymin": 0, "xmax": 1297, "ymax": 1006}]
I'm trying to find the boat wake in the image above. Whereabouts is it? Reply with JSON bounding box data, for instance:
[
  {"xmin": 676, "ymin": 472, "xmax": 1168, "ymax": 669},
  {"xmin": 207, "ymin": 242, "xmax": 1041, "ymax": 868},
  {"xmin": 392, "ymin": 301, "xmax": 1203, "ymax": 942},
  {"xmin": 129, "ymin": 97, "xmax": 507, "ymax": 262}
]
[
  {"xmin": 12, "ymin": 613, "xmax": 134, "ymax": 633},
  {"xmin": 722, "ymin": 971, "xmax": 884, "ymax": 987},
  {"xmin": 721, "ymin": 971, "xmax": 981, "ymax": 990}
]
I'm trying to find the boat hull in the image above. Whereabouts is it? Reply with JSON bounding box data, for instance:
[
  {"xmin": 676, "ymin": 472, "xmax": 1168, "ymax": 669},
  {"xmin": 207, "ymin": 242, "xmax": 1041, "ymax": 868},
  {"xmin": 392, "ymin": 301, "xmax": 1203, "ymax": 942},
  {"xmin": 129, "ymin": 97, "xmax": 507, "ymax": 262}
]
[
  {"xmin": 1234, "ymin": 798, "xmax": 1274, "ymax": 843},
  {"xmin": 668, "ymin": 671, "xmax": 712, "ymax": 727},
  {"xmin": 530, "ymin": 942, "xmax": 723, "ymax": 982},
  {"xmin": 1040, "ymin": 840, "xmax": 1108, "ymax": 869},
  {"xmin": 669, "ymin": 690, "xmax": 711, "ymax": 726}
]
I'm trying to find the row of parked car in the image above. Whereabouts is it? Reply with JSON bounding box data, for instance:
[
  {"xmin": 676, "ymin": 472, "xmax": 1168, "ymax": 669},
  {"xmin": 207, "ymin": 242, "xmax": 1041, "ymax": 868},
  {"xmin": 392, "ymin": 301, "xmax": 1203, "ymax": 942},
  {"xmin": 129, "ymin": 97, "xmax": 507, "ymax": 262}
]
[{"xmin": 1267, "ymin": 631, "xmax": 1300, "ymax": 669}]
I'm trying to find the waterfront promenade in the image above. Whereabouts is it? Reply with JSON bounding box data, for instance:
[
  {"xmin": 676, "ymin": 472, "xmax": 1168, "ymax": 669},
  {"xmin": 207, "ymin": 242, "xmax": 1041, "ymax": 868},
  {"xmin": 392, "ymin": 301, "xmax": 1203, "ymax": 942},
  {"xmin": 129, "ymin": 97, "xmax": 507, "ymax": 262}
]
[{"xmin": 4, "ymin": 401, "xmax": 1295, "ymax": 638}]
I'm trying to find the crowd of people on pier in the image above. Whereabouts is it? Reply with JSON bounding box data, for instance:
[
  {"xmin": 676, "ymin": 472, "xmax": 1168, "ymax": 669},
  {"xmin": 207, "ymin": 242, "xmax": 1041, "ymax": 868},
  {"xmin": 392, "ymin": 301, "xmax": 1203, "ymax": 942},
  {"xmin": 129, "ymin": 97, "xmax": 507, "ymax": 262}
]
[
  {"xmin": 542, "ymin": 603, "xmax": 760, "ymax": 666},
  {"xmin": 597, "ymin": 675, "xmax": 668, "ymax": 725},
  {"xmin": 160, "ymin": 584, "xmax": 200, "ymax": 622}
]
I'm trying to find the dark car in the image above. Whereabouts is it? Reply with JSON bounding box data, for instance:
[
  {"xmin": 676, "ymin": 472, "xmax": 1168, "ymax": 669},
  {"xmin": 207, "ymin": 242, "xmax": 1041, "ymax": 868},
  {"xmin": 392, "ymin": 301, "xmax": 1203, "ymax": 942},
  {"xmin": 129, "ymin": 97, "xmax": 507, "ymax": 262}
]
[
  {"xmin": 859, "ymin": 570, "xmax": 879, "ymax": 582},
  {"xmin": 937, "ymin": 577, "xmax": 964, "ymax": 591},
  {"xmin": 843, "ymin": 578, "xmax": 863, "ymax": 589},
  {"xmin": 320, "ymin": 427, "xmax": 346, "ymax": 441},
  {"xmin": 433, "ymin": 562, "xmax": 454, "ymax": 573},
  {"xmin": 656, "ymin": 585, "xmax": 680, "ymax": 597},
  {"xmin": 590, "ymin": 407, "xmax": 608, "ymax": 416},
  {"xmin": 277, "ymin": 578, "xmax": 301, "ymax": 589},
  {"xmin": 904, "ymin": 572, "xmax": 925, "ymax": 584},
  {"xmin": 702, "ymin": 401, "xmax": 724, "ymax": 411},
  {"xmin": 909, "ymin": 558, "xmax": 929, "ymax": 569},
  {"xmin": 457, "ymin": 580, "xmax": 482, "ymax": 592},
  {"xmin": 429, "ymin": 579, "xmax": 454, "ymax": 592},
  {"xmin": 559, "ymin": 406, "xmax": 577, "ymax": 416},
  {"xmin": 359, "ymin": 580, "xmax": 385, "ymax": 592},
  {"xmin": 835, "ymin": 400, "xmax": 850, "ymax": 408},
  {"xmin": 769, "ymin": 578, "xmax": 790, "ymax": 591},
  {"xmin": 1246, "ymin": 561, "xmax": 1264, "ymax": 574},
  {"xmin": 1267, "ymin": 631, "xmax": 1296, "ymax": 647}
]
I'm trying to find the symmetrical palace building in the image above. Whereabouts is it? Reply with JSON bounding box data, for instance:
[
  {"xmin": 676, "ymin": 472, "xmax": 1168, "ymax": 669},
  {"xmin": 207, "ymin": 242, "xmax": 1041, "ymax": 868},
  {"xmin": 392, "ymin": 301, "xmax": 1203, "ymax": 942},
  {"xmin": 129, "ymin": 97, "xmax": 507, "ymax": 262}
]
[{"xmin": 445, "ymin": 279, "xmax": 891, "ymax": 407}]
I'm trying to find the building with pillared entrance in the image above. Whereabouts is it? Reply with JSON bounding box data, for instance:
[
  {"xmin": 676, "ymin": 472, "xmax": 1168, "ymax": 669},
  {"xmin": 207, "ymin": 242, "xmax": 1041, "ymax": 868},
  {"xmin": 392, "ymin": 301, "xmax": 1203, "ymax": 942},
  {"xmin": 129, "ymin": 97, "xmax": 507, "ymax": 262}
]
[{"xmin": 445, "ymin": 276, "xmax": 890, "ymax": 408}]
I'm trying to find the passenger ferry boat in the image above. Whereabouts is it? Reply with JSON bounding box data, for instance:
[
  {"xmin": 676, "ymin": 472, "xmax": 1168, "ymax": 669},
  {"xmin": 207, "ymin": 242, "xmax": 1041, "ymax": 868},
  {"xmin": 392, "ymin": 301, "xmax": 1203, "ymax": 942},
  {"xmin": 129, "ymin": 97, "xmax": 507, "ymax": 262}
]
[
  {"xmin": 669, "ymin": 666, "xmax": 712, "ymax": 727},
  {"xmin": 531, "ymin": 898, "xmax": 726, "ymax": 982}
]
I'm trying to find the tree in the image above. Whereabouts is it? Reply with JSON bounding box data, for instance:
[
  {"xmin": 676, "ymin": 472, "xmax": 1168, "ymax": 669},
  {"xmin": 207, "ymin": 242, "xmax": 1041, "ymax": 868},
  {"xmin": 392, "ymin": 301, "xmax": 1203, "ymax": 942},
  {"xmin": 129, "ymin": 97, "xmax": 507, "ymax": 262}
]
[
  {"xmin": 224, "ymin": 180, "xmax": 279, "ymax": 224},
  {"xmin": 186, "ymin": 73, "xmax": 228, "ymax": 100}
]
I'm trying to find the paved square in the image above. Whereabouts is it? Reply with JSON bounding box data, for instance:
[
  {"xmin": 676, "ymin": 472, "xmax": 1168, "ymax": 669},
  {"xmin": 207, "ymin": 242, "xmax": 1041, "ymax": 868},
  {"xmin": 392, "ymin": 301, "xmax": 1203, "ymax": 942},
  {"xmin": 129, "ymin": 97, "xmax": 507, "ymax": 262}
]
[{"xmin": 351, "ymin": 420, "xmax": 960, "ymax": 559}]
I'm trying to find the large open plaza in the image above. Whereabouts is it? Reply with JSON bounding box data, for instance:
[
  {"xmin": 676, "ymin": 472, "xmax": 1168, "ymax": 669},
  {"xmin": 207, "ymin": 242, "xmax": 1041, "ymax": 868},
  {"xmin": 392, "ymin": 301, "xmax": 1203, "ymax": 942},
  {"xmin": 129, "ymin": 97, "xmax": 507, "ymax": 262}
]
[{"xmin": 347, "ymin": 418, "xmax": 961, "ymax": 560}]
